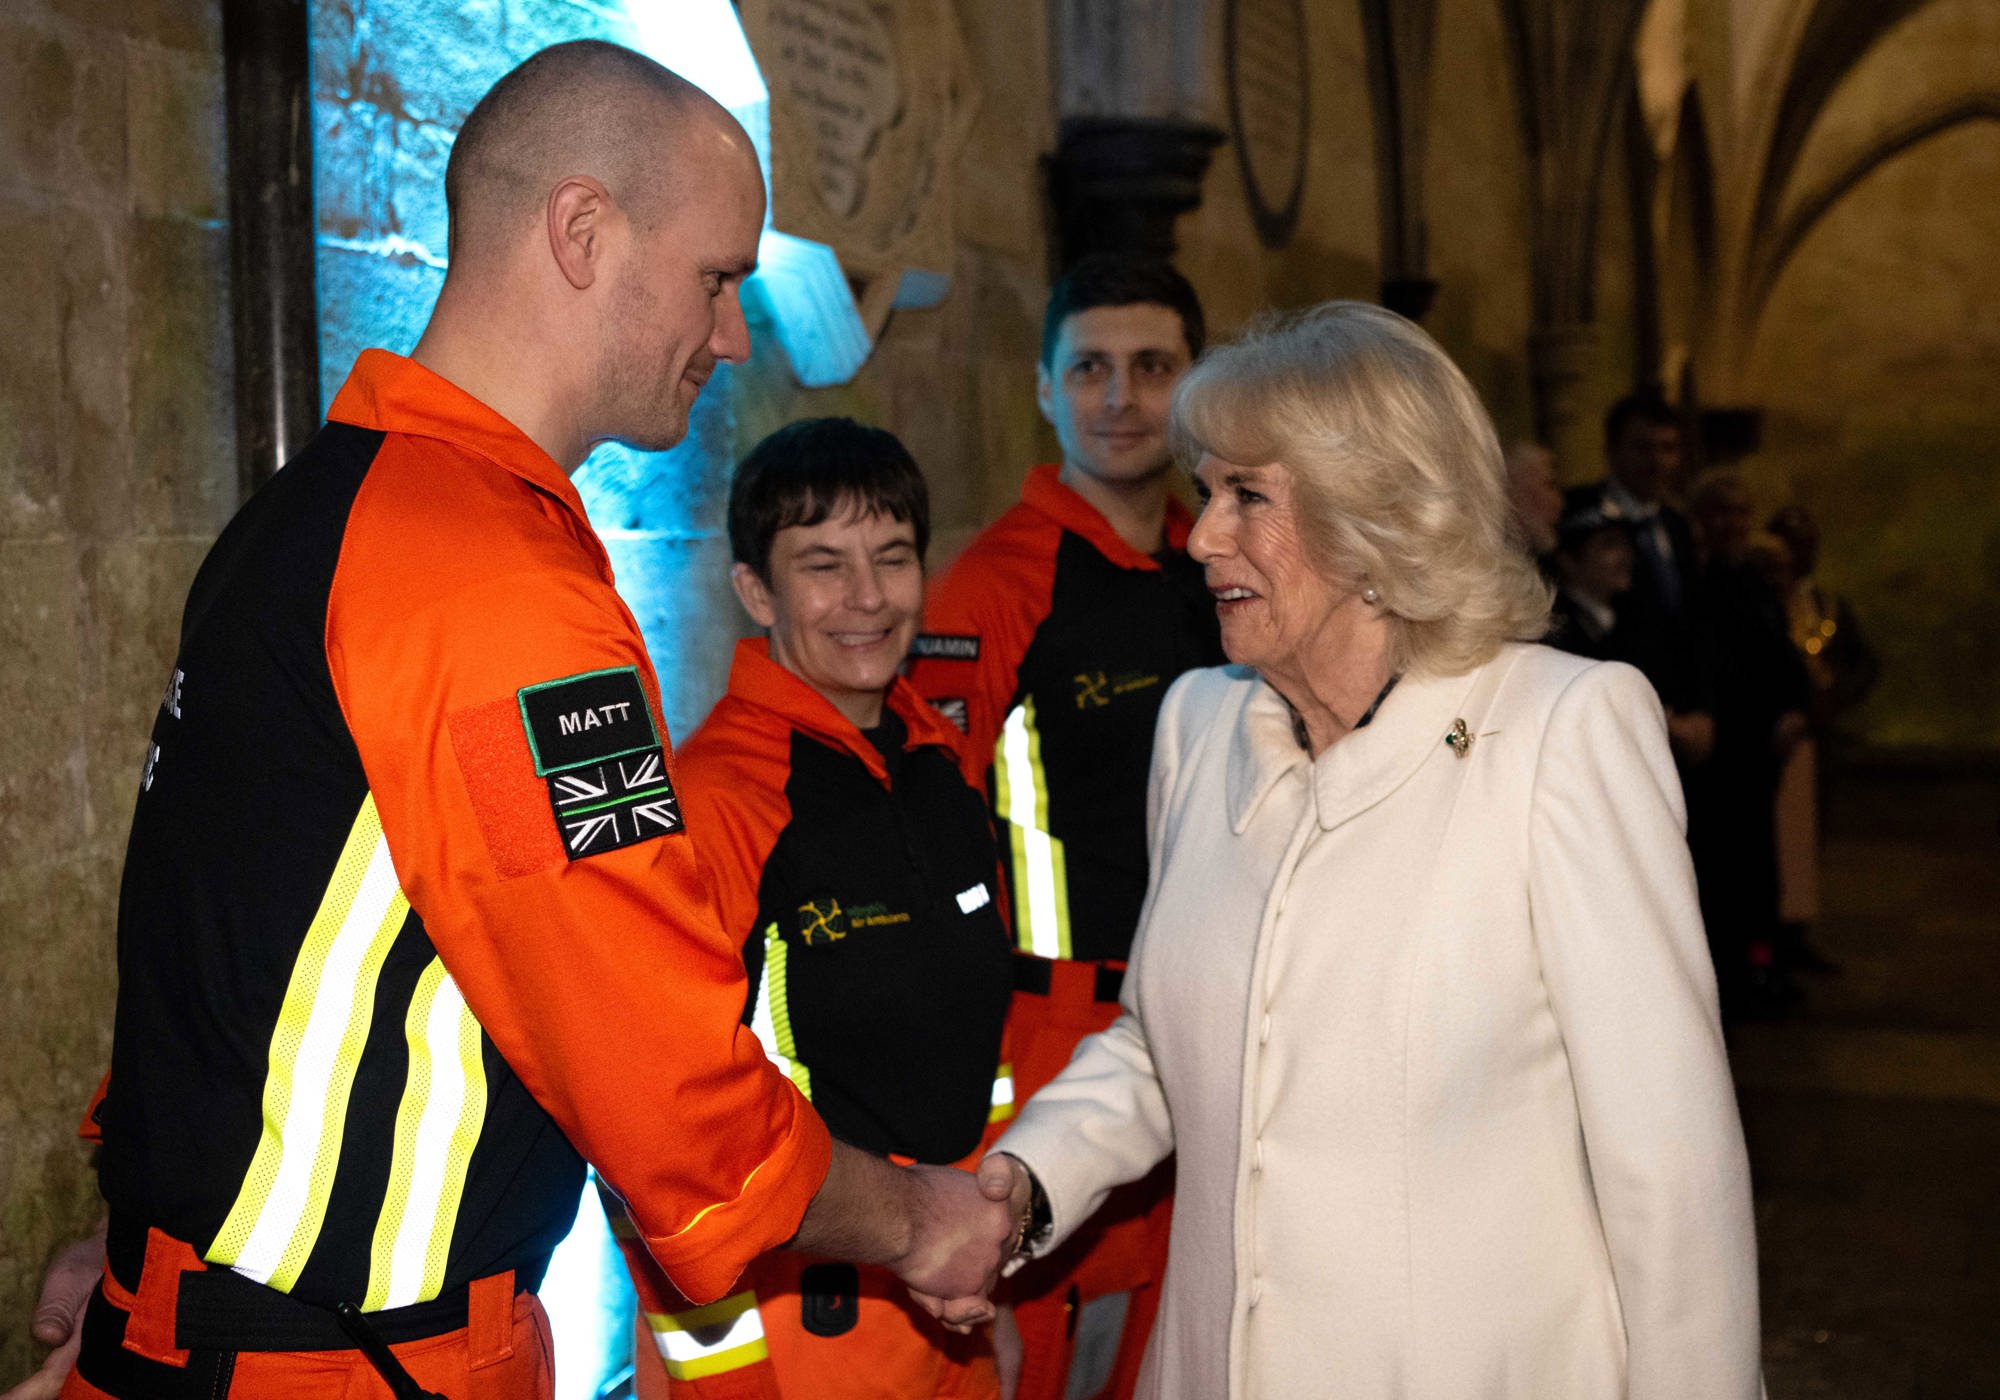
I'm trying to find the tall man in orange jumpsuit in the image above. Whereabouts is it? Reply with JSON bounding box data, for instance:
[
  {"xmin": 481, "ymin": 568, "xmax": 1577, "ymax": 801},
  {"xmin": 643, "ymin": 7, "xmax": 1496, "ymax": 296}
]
[
  {"xmin": 8, "ymin": 41, "xmax": 1009, "ymax": 1400},
  {"xmin": 907, "ymin": 257, "xmax": 1223, "ymax": 1400}
]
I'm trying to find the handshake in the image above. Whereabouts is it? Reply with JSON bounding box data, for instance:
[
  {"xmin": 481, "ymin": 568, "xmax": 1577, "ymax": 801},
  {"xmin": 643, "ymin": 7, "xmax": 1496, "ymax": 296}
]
[{"xmin": 890, "ymin": 1153, "xmax": 1036, "ymax": 1332}]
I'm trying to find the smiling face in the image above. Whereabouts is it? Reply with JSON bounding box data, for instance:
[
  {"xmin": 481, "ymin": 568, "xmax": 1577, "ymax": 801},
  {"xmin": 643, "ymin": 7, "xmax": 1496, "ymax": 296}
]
[
  {"xmin": 599, "ymin": 141, "xmax": 764, "ymax": 451},
  {"xmin": 1037, "ymin": 303, "xmax": 1192, "ymax": 491},
  {"xmin": 731, "ymin": 502, "xmax": 924, "ymax": 729},
  {"xmin": 1187, "ymin": 454, "xmax": 1359, "ymax": 682}
]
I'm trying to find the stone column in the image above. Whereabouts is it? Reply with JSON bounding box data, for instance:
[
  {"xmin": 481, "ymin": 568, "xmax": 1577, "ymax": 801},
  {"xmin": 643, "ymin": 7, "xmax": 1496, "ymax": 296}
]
[
  {"xmin": 1528, "ymin": 322, "xmax": 1601, "ymax": 479},
  {"xmin": 1044, "ymin": 0, "xmax": 1221, "ymax": 268}
]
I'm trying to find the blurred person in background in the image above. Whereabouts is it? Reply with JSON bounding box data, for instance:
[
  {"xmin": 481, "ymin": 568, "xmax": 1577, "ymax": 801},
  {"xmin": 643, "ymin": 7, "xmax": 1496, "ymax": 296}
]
[
  {"xmin": 1504, "ymin": 441, "xmax": 1564, "ymax": 559},
  {"xmin": 1686, "ymin": 469, "xmax": 1812, "ymax": 1017},
  {"xmin": 1764, "ymin": 504, "xmax": 1879, "ymax": 978},
  {"xmin": 1567, "ymin": 396, "xmax": 1714, "ymax": 768}
]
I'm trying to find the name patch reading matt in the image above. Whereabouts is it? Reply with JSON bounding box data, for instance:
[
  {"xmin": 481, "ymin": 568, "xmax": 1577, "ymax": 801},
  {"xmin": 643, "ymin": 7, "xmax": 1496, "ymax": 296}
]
[
  {"xmin": 520, "ymin": 667, "xmax": 659, "ymax": 775},
  {"xmin": 518, "ymin": 667, "xmax": 682, "ymax": 859}
]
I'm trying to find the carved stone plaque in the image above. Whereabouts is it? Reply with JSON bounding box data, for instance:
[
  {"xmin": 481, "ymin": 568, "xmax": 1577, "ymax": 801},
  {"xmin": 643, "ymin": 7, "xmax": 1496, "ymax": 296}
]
[
  {"xmin": 741, "ymin": 0, "xmax": 976, "ymax": 340},
  {"xmin": 1226, "ymin": 0, "xmax": 1308, "ymax": 247}
]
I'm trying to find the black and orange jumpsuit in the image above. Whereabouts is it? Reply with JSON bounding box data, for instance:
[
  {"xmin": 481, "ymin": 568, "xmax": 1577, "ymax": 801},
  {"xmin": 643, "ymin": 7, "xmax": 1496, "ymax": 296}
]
[
  {"xmin": 607, "ymin": 638, "xmax": 1015, "ymax": 1399},
  {"xmin": 66, "ymin": 351, "xmax": 830, "ymax": 1400},
  {"xmin": 906, "ymin": 465, "xmax": 1223, "ymax": 1400}
]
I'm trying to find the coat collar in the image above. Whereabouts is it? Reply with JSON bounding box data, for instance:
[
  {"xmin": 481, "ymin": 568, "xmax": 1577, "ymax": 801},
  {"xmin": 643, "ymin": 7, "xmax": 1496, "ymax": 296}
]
[
  {"xmin": 724, "ymin": 638, "xmax": 963, "ymax": 784},
  {"xmin": 1019, "ymin": 464, "xmax": 1194, "ymax": 570},
  {"xmin": 1226, "ymin": 664, "xmax": 1491, "ymax": 834},
  {"xmin": 327, "ymin": 349, "xmax": 591, "ymax": 529}
]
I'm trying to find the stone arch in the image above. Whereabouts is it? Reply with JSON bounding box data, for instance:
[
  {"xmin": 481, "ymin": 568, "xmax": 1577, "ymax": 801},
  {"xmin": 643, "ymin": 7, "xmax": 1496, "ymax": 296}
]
[
  {"xmin": 1742, "ymin": 0, "xmax": 1933, "ymax": 277},
  {"xmin": 1749, "ymin": 98, "xmax": 2000, "ymax": 328},
  {"xmin": 1656, "ymin": 84, "xmax": 1721, "ymax": 383}
]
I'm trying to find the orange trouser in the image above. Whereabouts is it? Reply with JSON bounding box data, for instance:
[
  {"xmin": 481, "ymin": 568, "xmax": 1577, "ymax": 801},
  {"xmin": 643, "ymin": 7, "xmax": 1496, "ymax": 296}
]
[
  {"xmin": 624, "ymin": 1249, "xmax": 998, "ymax": 1400},
  {"xmin": 63, "ymin": 1226, "xmax": 552, "ymax": 1399},
  {"xmin": 1005, "ymin": 959, "xmax": 1172, "ymax": 1400}
]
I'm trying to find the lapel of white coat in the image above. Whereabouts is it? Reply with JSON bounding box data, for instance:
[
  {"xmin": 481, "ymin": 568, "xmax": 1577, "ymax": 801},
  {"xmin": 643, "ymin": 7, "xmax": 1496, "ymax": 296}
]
[
  {"xmin": 1308, "ymin": 666, "xmax": 1488, "ymax": 832},
  {"xmin": 1226, "ymin": 675, "xmax": 1312, "ymax": 835}
]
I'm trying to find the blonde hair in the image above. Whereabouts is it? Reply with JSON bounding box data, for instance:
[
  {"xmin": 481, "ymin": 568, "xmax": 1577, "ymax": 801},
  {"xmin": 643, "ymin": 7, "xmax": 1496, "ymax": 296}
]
[{"xmin": 1171, "ymin": 301, "xmax": 1551, "ymax": 677}]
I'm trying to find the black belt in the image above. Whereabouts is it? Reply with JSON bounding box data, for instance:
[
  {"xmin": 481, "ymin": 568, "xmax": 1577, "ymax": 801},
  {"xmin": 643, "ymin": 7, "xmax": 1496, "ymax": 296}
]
[
  {"xmin": 106, "ymin": 1214, "xmax": 547, "ymax": 1352},
  {"xmin": 1011, "ymin": 952, "xmax": 1124, "ymax": 1004}
]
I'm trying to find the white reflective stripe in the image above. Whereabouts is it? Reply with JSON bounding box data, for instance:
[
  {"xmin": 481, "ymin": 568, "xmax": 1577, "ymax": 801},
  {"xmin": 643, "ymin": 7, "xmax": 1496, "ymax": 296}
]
[
  {"xmin": 647, "ymin": 1291, "xmax": 769, "ymax": 1379},
  {"xmin": 989, "ymin": 1063, "xmax": 1016, "ymax": 1123},
  {"xmin": 998, "ymin": 703, "xmax": 1069, "ymax": 959},
  {"xmin": 956, "ymin": 881, "xmax": 991, "ymax": 914},
  {"xmin": 1012, "ymin": 825, "xmax": 1066, "ymax": 959},
  {"xmin": 225, "ymin": 830, "xmax": 406, "ymax": 1286},
  {"xmin": 368, "ymin": 962, "xmax": 486, "ymax": 1309},
  {"xmin": 998, "ymin": 704, "xmax": 1043, "ymax": 829}
]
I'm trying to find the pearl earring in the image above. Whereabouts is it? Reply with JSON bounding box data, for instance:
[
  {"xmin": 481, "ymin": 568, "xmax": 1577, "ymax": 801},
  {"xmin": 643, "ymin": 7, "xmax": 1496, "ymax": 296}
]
[{"xmin": 1361, "ymin": 585, "xmax": 1381, "ymax": 605}]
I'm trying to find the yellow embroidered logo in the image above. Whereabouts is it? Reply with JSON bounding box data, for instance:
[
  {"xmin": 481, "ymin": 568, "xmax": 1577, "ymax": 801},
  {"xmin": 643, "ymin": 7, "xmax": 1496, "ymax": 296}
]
[
  {"xmin": 1073, "ymin": 670, "xmax": 1162, "ymax": 710},
  {"xmin": 846, "ymin": 901, "xmax": 913, "ymax": 929},
  {"xmin": 797, "ymin": 898, "xmax": 848, "ymax": 944}
]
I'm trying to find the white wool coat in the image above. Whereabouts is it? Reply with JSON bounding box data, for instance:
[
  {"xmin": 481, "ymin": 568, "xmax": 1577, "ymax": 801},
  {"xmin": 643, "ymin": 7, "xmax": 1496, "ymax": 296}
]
[{"xmin": 996, "ymin": 646, "xmax": 1761, "ymax": 1399}]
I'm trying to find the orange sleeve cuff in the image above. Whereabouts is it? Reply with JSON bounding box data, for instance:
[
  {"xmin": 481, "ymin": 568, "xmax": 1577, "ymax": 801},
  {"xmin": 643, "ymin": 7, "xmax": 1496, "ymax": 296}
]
[{"xmin": 637, "ymin": 1102, "xmax": 833, "ymax": 1304}]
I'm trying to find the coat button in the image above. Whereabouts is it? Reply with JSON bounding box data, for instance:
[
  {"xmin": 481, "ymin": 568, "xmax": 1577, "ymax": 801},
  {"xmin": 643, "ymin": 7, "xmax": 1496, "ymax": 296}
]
[
  {"xmin": 1249, "ymin": 1278, "xmax": 1264, "ymax": 1308},
  {"xmin": 1259, "ymin": 1013, "xmax": 1272, "ymax": 1045},
  {"xmin": 1252, "ymin": 1140, "xmax": 1264, "ymax": 1174}
]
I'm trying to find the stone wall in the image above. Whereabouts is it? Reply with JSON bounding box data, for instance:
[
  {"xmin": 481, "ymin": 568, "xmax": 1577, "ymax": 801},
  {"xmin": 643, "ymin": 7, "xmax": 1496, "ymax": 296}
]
[
  {"xmin": 0, "ymin": 0, "xmax": 234, "ymax": 1381},
  {"xmin": 1745, "ymin": 118, "xmax": 2000, "ymax": 749},
  {"xmin": 1735, "ymin": 0, "xmax": 2000, "ymax": 749}
]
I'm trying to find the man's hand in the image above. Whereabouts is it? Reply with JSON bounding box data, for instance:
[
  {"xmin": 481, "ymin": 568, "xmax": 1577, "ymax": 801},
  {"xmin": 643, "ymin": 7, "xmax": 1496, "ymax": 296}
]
[
  {"xmin": 889, "ymin": 1163, "xmax": 1013, "ymax": 1310},
  {"xmin": 2, "ymin": 1218, "xmax": 105, "ymax": 1400},
  {"xmin": 792, "ymin": 1142, "xmax": 1011, "ymax": 1330},
  {"xmin": 906, "ymin": 1153, "xmax": 1032, "ymax": 1333}
]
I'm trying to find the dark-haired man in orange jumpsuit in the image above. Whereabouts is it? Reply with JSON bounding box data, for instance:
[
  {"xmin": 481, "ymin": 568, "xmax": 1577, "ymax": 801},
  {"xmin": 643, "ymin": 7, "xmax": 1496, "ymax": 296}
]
[
  {"xmin": 908, "ymin": 257, "xmax": 1223, "ymax": 1400},
  {"xmin": 11, "ymin": 41, "xmax": 1009, "ymax": 1400}
]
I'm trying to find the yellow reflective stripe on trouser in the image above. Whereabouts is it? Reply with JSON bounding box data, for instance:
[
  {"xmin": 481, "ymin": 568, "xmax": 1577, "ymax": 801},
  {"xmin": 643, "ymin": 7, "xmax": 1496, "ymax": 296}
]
[
  {"xmin": 995, "ymin": 699, "xmax": 1072, "ymax": 959},
  {"xmin": 647, "ymin": 1290, "xmax": 769, "ymax": 1381},
  {"xmin": 749, "ymin": 922, "xmax": 811, "ymax": 1099},
  {"xmin": 207, "ymin": 792, "xmax": 410, "ymax": 1290},
  {"xmin": 989, "ymin": 1061, "xmax": 1016, "ymax": 1124},
  {"xmin": 362, "ymin": 957, "xmax": 488, "ymax": 1310}
]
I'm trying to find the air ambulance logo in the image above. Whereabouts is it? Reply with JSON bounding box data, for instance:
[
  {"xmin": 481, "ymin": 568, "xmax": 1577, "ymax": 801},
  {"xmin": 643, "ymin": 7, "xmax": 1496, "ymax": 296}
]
[{"xmin": 797, "ymin": 898, "xmax": 848, "ymax": 945}]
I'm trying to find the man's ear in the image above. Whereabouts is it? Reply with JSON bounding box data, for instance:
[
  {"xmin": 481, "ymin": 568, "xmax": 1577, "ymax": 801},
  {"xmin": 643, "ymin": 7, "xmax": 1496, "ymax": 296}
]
[
  {"xmin": 547, "ymin": 176, "xmax": 615, "ymax": 291},
  {"xmin": 730, "ymin": 562, "xmax": 778, "ymax": 629},
  {"xmin": 1034, "ymin": 362, "xmax": 1056, "ymax": 428}
]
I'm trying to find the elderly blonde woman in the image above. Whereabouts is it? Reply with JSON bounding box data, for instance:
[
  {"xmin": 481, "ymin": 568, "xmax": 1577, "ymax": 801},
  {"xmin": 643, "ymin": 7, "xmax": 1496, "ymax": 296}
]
[{"xmin": 979, "ymin": 304, "xmax": 1761, "ymax": 1398}]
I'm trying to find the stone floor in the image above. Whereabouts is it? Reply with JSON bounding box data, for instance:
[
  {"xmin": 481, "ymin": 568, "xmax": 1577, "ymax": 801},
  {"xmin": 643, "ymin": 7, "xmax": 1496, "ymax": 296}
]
[{"xmin": 1732, "ymin": 760, "xmax": 2000, "ymax": 1399}]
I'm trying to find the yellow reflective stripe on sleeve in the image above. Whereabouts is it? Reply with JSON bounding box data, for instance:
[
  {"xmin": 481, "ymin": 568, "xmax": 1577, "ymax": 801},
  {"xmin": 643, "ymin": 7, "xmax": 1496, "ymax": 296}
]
[
  {"xmin": 749, "ymin": 922, "xmax": 811, "ymax": 1099},
  {"xmin": 363, "ymin": 957, "xmax": 488, "ymax": 1310},
  {"xmin": 208, "ymin": 793, "xmax": 409, "ymax": 1290},
  {"xmin": 989, "ymin": 1061, "xmax": 1016, "ymax": 1124},
  {"xmin": 647, "ymin": 1290, "xmax": 769, "ymax": 1380},
  {"xmin": 996, "ymin": 700, "xmax": 1072, "ymax": 959}
]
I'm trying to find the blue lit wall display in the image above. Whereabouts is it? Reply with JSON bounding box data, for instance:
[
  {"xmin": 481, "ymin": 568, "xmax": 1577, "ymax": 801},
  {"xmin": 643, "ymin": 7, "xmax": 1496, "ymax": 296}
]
[{"xmin": 308, "ymin": 4, "xmax": 798, "ymax": 1396}]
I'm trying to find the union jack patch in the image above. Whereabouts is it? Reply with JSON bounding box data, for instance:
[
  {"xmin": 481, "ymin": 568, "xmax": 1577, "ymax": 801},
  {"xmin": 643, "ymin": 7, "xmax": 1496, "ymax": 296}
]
[{"xmin": 544, "ymin": 746, "xmax": 683, "ymax": 860}]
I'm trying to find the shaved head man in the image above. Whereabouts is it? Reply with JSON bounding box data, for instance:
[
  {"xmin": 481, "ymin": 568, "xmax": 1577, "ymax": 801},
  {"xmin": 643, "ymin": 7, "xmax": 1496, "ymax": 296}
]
[
  {"xmin": 15, "ymin": 42, "xmax": 1010, "ymax": 1400},
  {"xmin": 420, "ymin": 39, "xmax": 765, "ymax": 462}
]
